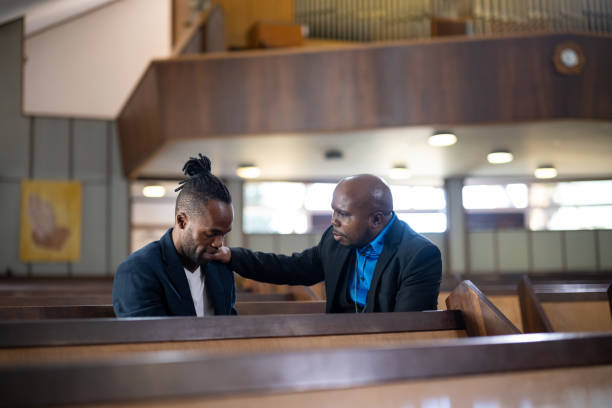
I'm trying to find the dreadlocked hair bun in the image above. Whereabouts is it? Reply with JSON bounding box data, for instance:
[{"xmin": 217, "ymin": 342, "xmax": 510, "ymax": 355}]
[
  {"xmin": 174, "ymin": 153, "xmax": 232, "ymax": 209},
  {"xmin": 182, "ymin": 153, "xmax": 211, "ymax": 177}
]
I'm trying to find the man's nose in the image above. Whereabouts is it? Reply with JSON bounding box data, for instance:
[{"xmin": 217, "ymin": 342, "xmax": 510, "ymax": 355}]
[
  {"xmin": 211, "ymin": 235, "xmax": 223, "ymax": 248},
  {"xmin": 331, "ymin": 213, "xmax": 339, "ymax": 226}
]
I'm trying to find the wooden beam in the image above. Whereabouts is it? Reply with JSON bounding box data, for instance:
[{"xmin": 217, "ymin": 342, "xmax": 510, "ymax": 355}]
[
  {"xmin": 517, "ymin": 275, "xmax": 554, "ymax": 333},
  {"xmin": 446, "ymin": 280, "xmax": 521, "ymax": 336},
  {"xmin": 118, "ymin": 32, "xmax": 612, "ymax": 177}
]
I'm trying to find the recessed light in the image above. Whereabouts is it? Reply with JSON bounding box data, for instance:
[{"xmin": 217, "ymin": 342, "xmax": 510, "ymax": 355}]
[
  {"xmin": 324, "ymin": 149, "xmax": 343, "ymax": 160},
  {"xmin": 487, "ymin": 150, "xmax": 513, "ymax": 164},
  {"xmin": 236, "ymin": 164, "xmax": 261, "ymax": 179},
  {"xmin": 428, "ymin": 131, "xmax": 457, "ymax": 147},
  {"xmin": 142, "ymin": 185, "xmax": 166, "ymax": 198},
  {"xmin": 389, "ymin": 164, "xmax": 411, "ymax": 180},
  {"xmin": 535, "ymin": 165, "xmax": 558, "ymax": 179}
]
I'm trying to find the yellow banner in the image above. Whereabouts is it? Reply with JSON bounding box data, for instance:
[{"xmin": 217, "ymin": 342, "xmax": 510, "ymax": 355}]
[{"xmin": 19, "ymin": 180, "xmax": 82, "ymax": 262}]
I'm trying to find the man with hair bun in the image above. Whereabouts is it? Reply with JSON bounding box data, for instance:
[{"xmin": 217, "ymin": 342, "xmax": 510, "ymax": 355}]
[
  {"xmin": 113, "ymin": 154, "xmax": 237, "ymax": 317},
  {"xmin": 211, "ymin": 174, "xmax": 442, "ymax": 313}
]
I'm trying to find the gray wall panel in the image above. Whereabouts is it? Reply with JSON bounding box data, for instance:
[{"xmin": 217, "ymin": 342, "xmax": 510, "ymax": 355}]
[
  {"xmin": 110, "ymin": 178, "xmax": 129, "ymax": 275},
  {"xmin": 423, "ymin": 232, "xmax": 446, "ymax": 273},
  {"xmin": 531, "ymin": 231, "xmax": 563, "ymax": 272},
  {"xmin": 73, "ymin": 119, "xmax": 107, "ymax": 181},
  {"xmin": 498, "ymin": 230, "xmax": 529, "ymax": 273},
  {"xmin": 598, "ymin": 230, "xmax": 612, "ymax": 270},
  {"xmin": 110, "ymin": 122, "xmax": 124, "ymax": 177},
  {"xmin": 72, "ymin": 184, "xmax": 108, "ymax": 275},
  {"xmin": 565, "ymin": 230, "xmax": 597, "ymax": 271},
  {"xmin": 246, "ymin": 235, "xmax": 276, "ymax": 252},
  {"xmin": 468, "ymin": 231, "xmax": 495, "ymax": 274},
  {"xmin": 32, "ymin": 118, "xmax": 69, "ymax": 179},
  {"xmin": 31, "ymin": 262, "xmax": 68, "ymax": 276},
  {"xmin": 0, "ymin": 182, "xmax": 28, "ymax": 276},
  {"xmin": 278, "ymin": 234, "xmax": 312, "ymax": 255},
  {"xmin": 0, "ymin": 19, "xmax": 29, "ymax": 179}
]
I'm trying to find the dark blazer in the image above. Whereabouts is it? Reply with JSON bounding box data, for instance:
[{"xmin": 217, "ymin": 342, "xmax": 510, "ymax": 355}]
[
  {"xmin": 113, "ymin": 229, "xmax": 237, "ymax": 317},
  {"xmin": 229, "ymin": 217, "xmax": 442, "ymax": 313}
]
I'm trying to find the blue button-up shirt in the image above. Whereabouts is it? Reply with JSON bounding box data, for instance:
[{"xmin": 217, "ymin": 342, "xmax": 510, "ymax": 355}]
[{"xmin": 350, "ymin": 213, "xmax": 397, "ymax": 307}]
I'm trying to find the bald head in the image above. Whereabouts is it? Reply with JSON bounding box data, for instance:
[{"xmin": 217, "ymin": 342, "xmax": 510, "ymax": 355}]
[
  {"xmin": 336, "ymin": 174, "xmax": 393, "ymax": 214},
  {"xmin": 330, "ymin": 174, "xmax": 394, "ymax": 248}
]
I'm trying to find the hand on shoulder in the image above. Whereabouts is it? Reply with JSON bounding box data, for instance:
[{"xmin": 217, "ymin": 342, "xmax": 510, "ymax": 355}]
[{"xmin": 203, "ymin": 246, "xmax": 232, "ymax": 264}]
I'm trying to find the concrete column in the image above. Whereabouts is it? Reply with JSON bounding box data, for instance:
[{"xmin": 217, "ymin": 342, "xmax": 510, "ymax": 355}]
[{"xmin": 444, "ymin": 177, "xmax": 467, "ymax": 275}]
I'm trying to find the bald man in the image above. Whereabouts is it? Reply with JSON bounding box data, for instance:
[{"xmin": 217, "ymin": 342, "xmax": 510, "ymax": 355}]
[{"xmin": 212, "ymin": 174, "xmax": 442, "ymax": 313}]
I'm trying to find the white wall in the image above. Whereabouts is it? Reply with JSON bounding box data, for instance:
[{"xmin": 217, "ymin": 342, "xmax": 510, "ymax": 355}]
[
  {"xmin": 24, "ymin": 0, "xmax": 171, "ymax": 118},
  {"xmin": 1, "ymin": 18, "xmax": 129, "ymax": 277}
]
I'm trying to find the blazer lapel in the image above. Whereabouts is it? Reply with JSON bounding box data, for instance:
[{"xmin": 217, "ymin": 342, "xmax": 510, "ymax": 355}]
[
  {"xmin": 204, "ymin": 262, "xmax": 230, "ymax": 314},
  {"xmin": 160, "ymin": 229, "xmax": 196, "ymax": 315},
  {"xmin": 325, "ymin": 242, "xmax": 353, "ymax": 313},
  {"xmin": 365, "ymin": 218, "xmax": 403, "ymax": 312}
]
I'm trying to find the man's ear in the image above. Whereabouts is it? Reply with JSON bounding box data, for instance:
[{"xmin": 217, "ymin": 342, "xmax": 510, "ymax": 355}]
[
  {"xmin": 176, "ymin": 212, "xmax": 188, "ymax": 230},
  {"xmin": 369, "ymin": 211, "xmax": 384, "ymax": 228}
]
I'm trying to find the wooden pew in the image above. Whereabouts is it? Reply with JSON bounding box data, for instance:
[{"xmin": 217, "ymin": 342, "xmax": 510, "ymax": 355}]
[
  {"xmin": 1, "ymin": 332, "xmax": 610, "ymax": 407},
  {"xmin": 517, "ymin": 275, "xmax": 554, "ymax": 333},
  {"xmin": 0, "ymin": 311, "xmax": 467, "ymax": 364},
  {"xmin": 518, "ymin": 275, "xmax": 612, "ymax": 332},
  {"xmin": 446, "ymin": 280, "xmax": 520, "ymax": 336},
  {"xmin": 0, "ymin": 301, "xmax": 327, "ymax": 320},
  {"xmin": 608, "ymin": 282, "xmax": 612, "ymax": 317},
  {"xmin": 0, "ymin": 280, "xmax": 517, "ymax": 365}
]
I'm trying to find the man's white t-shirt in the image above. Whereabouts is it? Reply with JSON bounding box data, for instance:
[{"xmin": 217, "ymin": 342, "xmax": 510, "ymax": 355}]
[{"xmin": 184, "ymin": 266, "xmax": 215, "ymax": 316}]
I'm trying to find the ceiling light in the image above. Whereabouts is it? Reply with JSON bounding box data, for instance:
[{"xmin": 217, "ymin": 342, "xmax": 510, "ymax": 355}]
[
  {"xmin": 236, "ymin": 164, "xmax": 261, "ymax": 179},
  {"xmin": 534, "ymin": 165, "xmax": 558, "ymax": 179},
  {"xmin": 142, "ymin": 185, "xmax": 166, "ymax": 198},
  {"xmin": 324, "ymin": 149, "xmax": 343, "ymax": 160},
  {"xmin": 389, "ymin": 164, "xmax": 411, "ymax": 180},
  {"xmin": 428, "ymin": 131, "xmax": 457, "ymax": 147},
  {"xmin": 487, "ymin": 150, "xmax": 514, "ymax": 164}
]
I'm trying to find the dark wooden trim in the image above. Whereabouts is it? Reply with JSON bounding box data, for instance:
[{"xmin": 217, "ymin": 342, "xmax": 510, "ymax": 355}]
[
  {"xmin": 236, "ymin": 292, "xmax": 295, "ymax": 301},
  {"xmin": 446, "ymin": 280, "xmax": 521, "ymax": 336},
  {"xmin": 0, "ymin": 301, "xmax": 326, "ymax": 320},
  {"xmin": 517, "ymin": 275, "xmax": 554, "ymax": 333},
  {"xmin": 607, "ymin": 283, "xmax": 612, "ymax": 318},
  {"xmin": 0, "ymin": 311, "xmax": 463, "ymax": 348},
  {"xmin": 1, "ymin": 332, "xmax": 610, "ymax": 407},
  {"xmin": 236, "ymin": 300, "xmax": 325, "ymax": 315},
  {"xmin": 118, "ymin": 33, "xmax": 612, "ymax": 177},
  {"xmin": 0, "ymin": 305, "xmax": 114, "ymax": 320}
]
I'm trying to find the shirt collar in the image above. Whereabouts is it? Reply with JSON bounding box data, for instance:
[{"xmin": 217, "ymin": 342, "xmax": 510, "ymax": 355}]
[{"xmin": 358, "ymin": 212, "xmax": 396, "ymax": 257}]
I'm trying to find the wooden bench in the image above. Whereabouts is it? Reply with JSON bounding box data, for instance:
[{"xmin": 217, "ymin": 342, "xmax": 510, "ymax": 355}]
[
  {"xmin": 0, "ymin": 300, "xmax": 328, "ymax": 320},
  {"xmin": 518, "ymin": 275, "xmax": 612, "ymax": 333},
  {"xmin": 0, "ymin": 280, "xmax": 518, "ymax": 365},
  {"xmin": 1, "ymin": 332, "xmax": 610, "ymax": 407}
]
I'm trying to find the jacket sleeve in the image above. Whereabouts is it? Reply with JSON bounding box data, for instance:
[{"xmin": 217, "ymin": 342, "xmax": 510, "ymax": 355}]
[
  {"xmin": 393, "ymin": 244, "xmax": 442, "ymax": 312},
  {"xmin": 112, "ymin": 258, "xmax": 168, "ymax": 317},
  {"xmin": 228, "ymin": 245, "xmax": 325, "ymax": 286}
]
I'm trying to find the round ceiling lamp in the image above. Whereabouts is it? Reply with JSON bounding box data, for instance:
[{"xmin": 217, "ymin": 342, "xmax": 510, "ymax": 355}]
[
  {"xmin": 142, "ymin": 185, "xmax": 166, "ymax": 198},
  {"xmin": 428, "ymin": 131, "xmax": 457, "ymax": 147},
  {"xmin": 236, "ymin": 163, "xmax": 261, "ymax": 179},
  {"xmin": 534, "ymin": 165, "xmax": 558, "ymax": 179},
  {"xmin": 389, "ymin": 164, "xmax": 411, "ymax": 180},
  {"xmin": 487, "ymin": 150, "xmax": 514, "ymax": 164}
]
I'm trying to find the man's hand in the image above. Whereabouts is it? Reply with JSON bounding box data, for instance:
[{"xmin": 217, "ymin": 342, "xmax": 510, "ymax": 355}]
[{"xmin": 203, "ymin": 246, "xmax": 231, "ymax": 264}]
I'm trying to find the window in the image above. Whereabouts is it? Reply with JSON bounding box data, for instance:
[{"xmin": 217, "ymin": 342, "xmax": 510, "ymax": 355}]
[
  {"xmin": 130, "ymin": 180, "xmax": 178, "ymax": 252},
  {"xmin": 463, "ymin": 180, "xmax": 612, "ymax": 231},
  {"xmin": 243, "ymin": 182, "xmax": 447, "ymax": 234}
]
